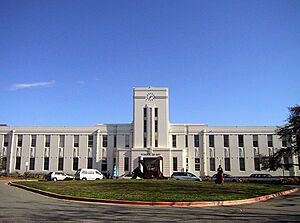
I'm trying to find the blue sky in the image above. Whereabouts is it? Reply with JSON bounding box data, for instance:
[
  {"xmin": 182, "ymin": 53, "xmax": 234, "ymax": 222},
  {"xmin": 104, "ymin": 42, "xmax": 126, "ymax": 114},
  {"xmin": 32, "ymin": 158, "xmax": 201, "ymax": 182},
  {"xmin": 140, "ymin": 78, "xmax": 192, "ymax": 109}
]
[{"xmin": 0, "ymin": 0, "xmax": 299, "ymax": 126}]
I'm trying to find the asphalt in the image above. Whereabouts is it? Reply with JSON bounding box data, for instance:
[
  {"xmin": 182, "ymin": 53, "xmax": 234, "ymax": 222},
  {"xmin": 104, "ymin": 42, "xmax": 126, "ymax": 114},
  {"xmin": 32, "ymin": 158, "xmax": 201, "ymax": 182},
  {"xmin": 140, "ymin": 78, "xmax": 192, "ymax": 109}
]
[{"xmin": 0, "ymin": 180, "xmax": 300, "ymax": 222}]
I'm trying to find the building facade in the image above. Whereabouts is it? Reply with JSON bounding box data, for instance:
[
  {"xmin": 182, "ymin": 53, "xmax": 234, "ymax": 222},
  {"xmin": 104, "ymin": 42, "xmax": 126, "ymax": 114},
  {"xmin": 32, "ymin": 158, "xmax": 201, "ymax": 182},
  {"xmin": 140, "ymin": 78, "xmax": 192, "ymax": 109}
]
[{"xmin": 0, "ymin": 87, "xmax": 299, "ymax": 177}]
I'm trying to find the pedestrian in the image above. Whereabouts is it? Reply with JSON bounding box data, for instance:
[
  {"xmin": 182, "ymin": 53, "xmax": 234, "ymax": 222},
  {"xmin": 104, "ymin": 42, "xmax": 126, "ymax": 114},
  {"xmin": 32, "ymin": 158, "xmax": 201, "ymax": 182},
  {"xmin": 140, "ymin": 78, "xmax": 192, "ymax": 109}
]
[
  {"xmin": 107, "ymin": 170, "xmax": 111, "ymax": 179},
  {"xmin": 215, "ymin": 165, "xmax": 224, "ymax": 184}
]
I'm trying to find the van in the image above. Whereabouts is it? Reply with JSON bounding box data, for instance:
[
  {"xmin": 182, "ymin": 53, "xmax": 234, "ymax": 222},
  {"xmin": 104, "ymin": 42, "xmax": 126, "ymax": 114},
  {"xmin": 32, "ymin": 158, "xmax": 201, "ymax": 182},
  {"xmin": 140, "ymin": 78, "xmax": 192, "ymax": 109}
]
[{"xmin": 75, "ymin": 168, "xmax": 104, "ymax": 180}]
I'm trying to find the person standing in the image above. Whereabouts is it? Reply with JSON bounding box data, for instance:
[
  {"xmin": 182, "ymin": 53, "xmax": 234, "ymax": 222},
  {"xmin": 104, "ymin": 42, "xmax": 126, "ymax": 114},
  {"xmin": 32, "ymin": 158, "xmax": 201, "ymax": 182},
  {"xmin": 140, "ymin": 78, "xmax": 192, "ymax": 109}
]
[{"xmin": 215, "ymin": 165, "xmax": 224, "ymax": 184}]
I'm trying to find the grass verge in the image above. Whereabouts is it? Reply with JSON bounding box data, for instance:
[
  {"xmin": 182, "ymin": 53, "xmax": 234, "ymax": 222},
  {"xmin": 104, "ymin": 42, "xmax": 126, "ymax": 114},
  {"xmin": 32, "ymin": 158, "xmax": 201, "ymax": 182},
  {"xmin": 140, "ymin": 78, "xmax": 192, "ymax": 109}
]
[{"xmin": 16, "ymin": 180, "xmax": 291, "ymax": 202}]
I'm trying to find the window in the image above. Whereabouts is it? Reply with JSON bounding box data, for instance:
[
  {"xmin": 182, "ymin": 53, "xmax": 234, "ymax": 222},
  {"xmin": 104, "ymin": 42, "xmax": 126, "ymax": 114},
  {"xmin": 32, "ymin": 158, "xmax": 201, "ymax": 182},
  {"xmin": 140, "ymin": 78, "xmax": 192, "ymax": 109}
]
[
  {"xmin": 114, "ymin": 135, "xmax": 117, "ymax": 148},
  {"xmin": 144, "ymin": 107, "xmax": 147, "ymax": 118},
  {"xmin": 29, "ymin": 158, "xmax": 35, "ymax": 170},
  {"xmin": 88, "ymin": 135, "xmax": 93, "ymax": 147},
  {"xmin": 155, "ymin": 120, "xmax": 158, "ymax": 133},
  {"xmin": 144, "ymin": 137, "xmax": 147, "ymax": 148},
  {"xmin": 283, "ymin": 156, "xmax": 289, "ymax": 170},
  {"xmin": 44, "ymin": 157, "xmax": 49, "ymax": 170},
  {"xmin": 3, "ymin": 134, "xmax": 9, "ymax": 147},
  {"xmin": 254, "ymin": 148, "xmax": 260, "ymax": 171},
  {"xmin": 45, "ymin": 135, "xmax": 50, "ymax": 147},
  {"xmin": 87, "ymin": 148, "xmax": 92, "ymax": 158},
  {"xmin": 172, "ymin": 135, "xmax": 176, "ymax": 148},
  {"xmin": 74, "ymin": 135, "xmax": 79, "ymax": 147},
  {"xmin": 31, "ymin": 135, "xmax": 36, "ymax": 147},
  {"xmin": 59, "ymin": 148, "xmax": 64, "ymax": 158},
  {"xmin": 239, "ymin": 147, "xmax": 245, "ymax": 171},
  {"xmin": 186, "ymin": 158, "xmax": 189, "ymax": 171},
  {"xmin": 15, "ymin": 157, "xmax": 21, "ymax": 170},
  {"xmin": 17, "ymin": 135, "xmax": 23, "ymax": 147},
  {"xmin": 30, "ymin": 147, "xmax": 35, "ymax": 158},
  {"xmin": 155, "ymin": 108, "xmax": 158, "ymax": 117},
  {"xmin": 73, "ymin": 157, "xmax": 79, "ymax": 171},
  {"xmin": 173, "ymin": 157, "xmax": 178, "ymax": 171},
  {"xmin": 1, "ymin": 157, "xmax": 7, "ymax": 170},
  {"xmin": 58, "ymin": 157, "xmax": 64, "ymax": 171},
  {"xmin": 16, "ymin": 147, "xmax": 21, "ymax": 157},
  {"xmin": 155, "ymin": 138, "xmax": 158, "ymax": 147},
  {"xmin": 223, "ymin": 135, "xmax": 229, "ymax": 147},
  {"xmin": 238, "ymin": 135, "xmax": 244, "ymax": 147},
  {"xmin": 253, "ymin": 135, "xmax": 258, "ymax": 147},
  {"xmin": 59, "ymin": 135, "xmax": 65, "ymax": 147},
  {"xmin": 282, "ymin": 138, "xmax": 287, "ymax": 147},
  {"xmin": 209, "ymin": 135, "xmax": 214, "ymax": 147},
  {"xmin": 144, "ymin": 119, "xmax": 147, "ymax": 133},
  {"xmin": 88, "ymin": 157, "xmax": 93, "ymax": 169},
  {"xmin": 225, "ymin": 158, "xmax": 230, "ymax": 171},
  {"xmin": 210, "ymin": 158, "xmax": 215, "ymax": 171},
  {"xmin": 239, "ymin": 158, "xmax": 245, "ymax": 171},
  {"xmin": 194, "ymin": 135, "xmax": 199, "ymax": 147},
  {"xmin": 185, "ymin": 135, "xmax": 188, "ymax": 148},
  {"xmin": 254, "ymin": 157, "xmax": 260, "ymax": 171},
  {"xmin": 267, "ymin": 135, "xmax": 273, "ymax": 147},
  {"xmin": 101, "ymin": 159, "xmax": 107, "ymax": 172},
  {"xmin": 124, "ymin": 157, "xmax": 129, "ymax": 171},
  {"xmin": 125, "ymin": 135, "xmax": 129, "ymax": 148},
  {"xmin": 102, "ymin": 135, "xmax": 107, "ymax": 147},
  {"xmin": 224, "ymin": 148, "xmax": 230, "ymax": 171},
  {"xmin": 195, "ymin": 158, "xmax": 200, "ymax": 171}
]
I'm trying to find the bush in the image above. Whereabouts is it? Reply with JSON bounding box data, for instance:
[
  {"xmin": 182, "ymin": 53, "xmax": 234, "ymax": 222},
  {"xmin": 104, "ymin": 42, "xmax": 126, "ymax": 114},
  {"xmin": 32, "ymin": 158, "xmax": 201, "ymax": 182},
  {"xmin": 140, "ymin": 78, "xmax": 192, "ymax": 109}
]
[{"xmin": 23, "ymin": 172, "xmax": 47, "ymax": 179}]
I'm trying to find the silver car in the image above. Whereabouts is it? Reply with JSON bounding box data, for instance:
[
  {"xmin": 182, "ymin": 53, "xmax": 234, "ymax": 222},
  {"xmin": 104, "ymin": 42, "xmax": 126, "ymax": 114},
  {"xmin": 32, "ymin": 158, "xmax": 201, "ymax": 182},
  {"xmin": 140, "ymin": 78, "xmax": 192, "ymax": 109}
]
[
  {"xmin": 211, "ymin": 173, "xmax": 243, "ymax": 182},
  {"xmin": 249, "ymin": 174, "xmax": 287, "ymax": 184},
  {"xmin": 171, "ymin": 172, "xmax": 202, "ymax": 181}
]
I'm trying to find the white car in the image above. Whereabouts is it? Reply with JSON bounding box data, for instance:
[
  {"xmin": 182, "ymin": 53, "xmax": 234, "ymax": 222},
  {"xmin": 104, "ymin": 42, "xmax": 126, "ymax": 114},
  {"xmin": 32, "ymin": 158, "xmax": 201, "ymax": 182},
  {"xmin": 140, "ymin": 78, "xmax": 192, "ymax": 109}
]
[
  {"xmin": 48, "ymin": 171, "xmax": 74, "ymax": 181},
  {"xmin": 171, "ymin": 172, "xmax": 202, "ymax": 181},
  {"xmin": 75, "ymin": 168, "xmax": 104, "ymax": 180}
]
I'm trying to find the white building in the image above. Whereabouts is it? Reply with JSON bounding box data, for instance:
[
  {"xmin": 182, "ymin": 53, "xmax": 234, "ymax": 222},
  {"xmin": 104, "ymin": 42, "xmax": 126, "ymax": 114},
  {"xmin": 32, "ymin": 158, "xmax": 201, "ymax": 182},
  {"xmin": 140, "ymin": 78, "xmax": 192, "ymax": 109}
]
[{"xmin": 0, "ymin": 87, "xmax": 299, "ymax": 177}]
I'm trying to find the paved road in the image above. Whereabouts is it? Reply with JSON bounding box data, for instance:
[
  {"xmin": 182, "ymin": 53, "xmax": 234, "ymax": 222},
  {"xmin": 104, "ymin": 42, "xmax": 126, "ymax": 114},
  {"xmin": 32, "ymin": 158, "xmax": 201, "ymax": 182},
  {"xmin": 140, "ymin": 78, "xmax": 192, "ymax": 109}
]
[{"xmin": 0, "ymin": 181, "xmax": 299, "ymax": 222}]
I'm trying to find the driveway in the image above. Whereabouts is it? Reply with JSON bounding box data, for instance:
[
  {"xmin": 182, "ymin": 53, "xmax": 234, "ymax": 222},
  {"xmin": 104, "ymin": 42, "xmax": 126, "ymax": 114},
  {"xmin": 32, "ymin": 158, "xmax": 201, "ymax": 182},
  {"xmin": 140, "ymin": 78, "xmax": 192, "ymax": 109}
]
[{"xmin": 0, "ymin": 180, "xmax": 299, "ymax": 222}]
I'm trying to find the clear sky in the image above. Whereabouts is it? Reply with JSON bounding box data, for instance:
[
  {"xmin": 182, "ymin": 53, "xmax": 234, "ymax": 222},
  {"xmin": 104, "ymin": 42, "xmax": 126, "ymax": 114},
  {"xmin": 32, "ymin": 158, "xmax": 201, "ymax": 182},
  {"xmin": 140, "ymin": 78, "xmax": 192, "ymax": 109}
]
[{"xmin": 0, "ymin": 0, "xmax": 299, "ymax": 126}]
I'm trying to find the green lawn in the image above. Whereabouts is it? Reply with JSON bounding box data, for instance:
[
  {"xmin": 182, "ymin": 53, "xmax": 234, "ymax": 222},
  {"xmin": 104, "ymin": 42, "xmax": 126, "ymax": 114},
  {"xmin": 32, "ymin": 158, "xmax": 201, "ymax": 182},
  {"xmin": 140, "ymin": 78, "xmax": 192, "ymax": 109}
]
[{"xmin": 16, "ymin": 180, "xmax": 291, "ymax": 202}]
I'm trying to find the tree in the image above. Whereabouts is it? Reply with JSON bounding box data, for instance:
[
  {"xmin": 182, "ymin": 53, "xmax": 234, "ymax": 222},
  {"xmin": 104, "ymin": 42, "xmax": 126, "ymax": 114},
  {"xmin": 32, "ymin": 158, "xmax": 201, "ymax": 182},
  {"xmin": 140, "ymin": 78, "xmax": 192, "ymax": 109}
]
[{"xmin": 262, "ymin": 105, "xmax": 300, "ymax": 171}]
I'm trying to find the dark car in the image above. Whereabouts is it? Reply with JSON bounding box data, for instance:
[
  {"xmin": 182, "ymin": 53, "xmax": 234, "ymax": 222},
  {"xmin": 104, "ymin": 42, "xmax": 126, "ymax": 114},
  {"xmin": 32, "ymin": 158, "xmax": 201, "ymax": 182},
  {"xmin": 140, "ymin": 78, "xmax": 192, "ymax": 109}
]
[
  {"xmin": 211, "ymin": 173, "xmax": 243, "ymax": 182},
  {"xmin": 249, "ymin": 174, "xmax": 287, "ymax": 184}
]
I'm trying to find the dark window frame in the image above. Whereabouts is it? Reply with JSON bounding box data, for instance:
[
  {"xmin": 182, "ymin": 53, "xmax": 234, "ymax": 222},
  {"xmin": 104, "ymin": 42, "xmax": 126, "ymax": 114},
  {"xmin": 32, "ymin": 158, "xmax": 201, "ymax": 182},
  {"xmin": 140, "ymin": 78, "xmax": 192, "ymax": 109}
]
[{"xmin": 173, "ymin": 157, "xmax": 178, "ymax": 171}]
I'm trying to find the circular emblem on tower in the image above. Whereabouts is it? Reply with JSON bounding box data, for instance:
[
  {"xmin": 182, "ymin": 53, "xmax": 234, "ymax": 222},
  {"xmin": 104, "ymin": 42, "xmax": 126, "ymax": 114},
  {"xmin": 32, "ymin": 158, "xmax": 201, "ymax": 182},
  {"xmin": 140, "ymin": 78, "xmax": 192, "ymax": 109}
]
[{"xmin": 145, "ymin": 93, "xmax": 155, "ymax": 101}]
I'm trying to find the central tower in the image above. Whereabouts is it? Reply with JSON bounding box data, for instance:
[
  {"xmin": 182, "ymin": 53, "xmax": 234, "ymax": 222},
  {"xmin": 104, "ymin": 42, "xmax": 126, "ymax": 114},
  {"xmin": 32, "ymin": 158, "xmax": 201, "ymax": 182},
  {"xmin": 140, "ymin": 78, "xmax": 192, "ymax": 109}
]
[{"xmin": 133, "ymin": 87, "xmax": 169, "ymax": 149}]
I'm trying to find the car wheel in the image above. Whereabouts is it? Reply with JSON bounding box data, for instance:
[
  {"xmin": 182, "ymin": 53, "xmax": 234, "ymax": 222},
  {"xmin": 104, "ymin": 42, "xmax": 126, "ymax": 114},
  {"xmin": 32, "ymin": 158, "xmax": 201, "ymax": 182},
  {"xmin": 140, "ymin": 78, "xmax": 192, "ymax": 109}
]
[
  {"xmin": 53, "ymin": 178, "xmax": 57, "ymax": 181},
  {"xmin": 96, "ymin": 178, "xmax": 100, "ymax": 180},
  {"xmin": 82, "ymin": 178, "xmax": 87, "ymax": 180}
]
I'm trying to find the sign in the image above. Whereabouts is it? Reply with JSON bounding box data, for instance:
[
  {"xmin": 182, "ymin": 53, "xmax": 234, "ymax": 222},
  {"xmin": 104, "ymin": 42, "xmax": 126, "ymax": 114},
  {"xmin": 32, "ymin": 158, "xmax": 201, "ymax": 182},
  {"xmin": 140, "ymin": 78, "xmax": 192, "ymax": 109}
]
[{"xmin": 113, "ymin": 165, "xmax": 118, "ymax": 177}]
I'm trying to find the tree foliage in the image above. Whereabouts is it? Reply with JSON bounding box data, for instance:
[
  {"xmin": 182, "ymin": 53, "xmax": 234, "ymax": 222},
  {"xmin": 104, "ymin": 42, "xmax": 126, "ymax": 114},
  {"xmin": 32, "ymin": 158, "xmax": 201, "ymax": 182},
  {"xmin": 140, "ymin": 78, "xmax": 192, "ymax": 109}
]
[{"xmin": 262, "ymin": 105, "xmax": 300, "ymax": 171}]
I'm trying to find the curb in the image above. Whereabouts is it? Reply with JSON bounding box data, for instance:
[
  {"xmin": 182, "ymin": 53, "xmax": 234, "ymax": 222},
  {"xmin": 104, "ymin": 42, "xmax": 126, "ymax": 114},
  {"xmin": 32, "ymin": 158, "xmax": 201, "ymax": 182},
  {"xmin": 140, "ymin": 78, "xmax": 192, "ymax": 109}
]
[{"xmin": 8, "ymin": 181, "xmax": 298, "ymax": 207}]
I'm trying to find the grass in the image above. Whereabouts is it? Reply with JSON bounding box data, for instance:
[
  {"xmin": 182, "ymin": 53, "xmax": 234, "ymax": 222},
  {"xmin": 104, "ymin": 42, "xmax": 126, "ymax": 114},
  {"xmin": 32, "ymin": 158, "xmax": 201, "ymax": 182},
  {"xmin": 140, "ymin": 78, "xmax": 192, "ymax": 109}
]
[{"xmin": 16, "ymin": 180, "xmax": 292, "ymax": 202}]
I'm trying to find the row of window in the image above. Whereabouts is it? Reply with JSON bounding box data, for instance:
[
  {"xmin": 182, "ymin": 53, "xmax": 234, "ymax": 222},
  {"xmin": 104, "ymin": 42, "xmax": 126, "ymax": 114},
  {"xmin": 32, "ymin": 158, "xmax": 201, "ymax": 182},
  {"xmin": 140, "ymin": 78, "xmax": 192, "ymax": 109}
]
[
  {"xmin": 2, "ymin": 134, "xmax": 130, "ymax": 149},
  {"xmin": 13, "ymin": 156, "xmax": 131, "ymax": 173},
  {"xmin": 143, "ymin": 107, "xmax": 159, "ymax": 148},
  {"xmin": 171, "ymin": 134, "xmax": 286, "ymax": 148}
]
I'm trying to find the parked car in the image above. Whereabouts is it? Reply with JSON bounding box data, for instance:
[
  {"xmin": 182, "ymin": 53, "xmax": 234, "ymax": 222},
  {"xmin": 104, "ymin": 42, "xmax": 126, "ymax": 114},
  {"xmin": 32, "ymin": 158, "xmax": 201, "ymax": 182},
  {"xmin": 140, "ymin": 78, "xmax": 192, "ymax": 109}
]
[
  {"xmin": 249, "ymin": 174, "xmax": 287, "ymax": 184},
  {"xmin": 75, "ymin": 168, "xmax": 104, "ymax": 180},
  {"xmin": 47, "ymin": 171, "xmax": 74, "ymax": 181},
  {"xmin": 171, "ymin": 172, "xmax": 202, "ymax": 181},
  {"xmin": 211, "ymin": 173, "xmax": 243, "ymax": 183}
]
